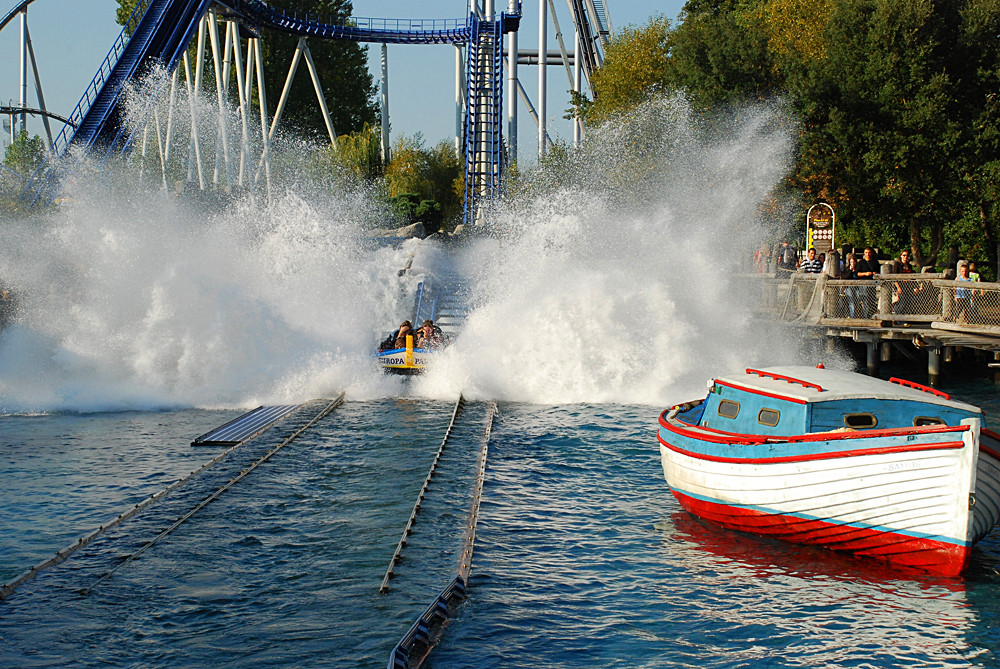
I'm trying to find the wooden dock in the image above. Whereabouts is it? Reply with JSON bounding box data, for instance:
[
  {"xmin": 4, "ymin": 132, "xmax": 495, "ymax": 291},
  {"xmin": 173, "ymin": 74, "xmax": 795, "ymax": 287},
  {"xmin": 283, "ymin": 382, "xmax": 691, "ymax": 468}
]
[{"xmin": 748, "ymin": 272, "xmax": 1000, "ymax": 383}]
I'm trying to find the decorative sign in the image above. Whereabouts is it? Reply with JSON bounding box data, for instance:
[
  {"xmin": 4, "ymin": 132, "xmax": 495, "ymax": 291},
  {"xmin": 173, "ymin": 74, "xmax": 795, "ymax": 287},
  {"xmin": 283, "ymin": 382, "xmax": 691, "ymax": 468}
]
[{"xmin": 806, "ymin": 203, "xmax": 835, "ymax": 254}]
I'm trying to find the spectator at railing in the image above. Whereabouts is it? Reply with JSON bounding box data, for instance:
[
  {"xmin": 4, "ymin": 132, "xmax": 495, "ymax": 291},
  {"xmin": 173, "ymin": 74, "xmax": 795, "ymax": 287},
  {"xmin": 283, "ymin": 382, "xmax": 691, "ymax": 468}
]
[
  {"xmin": 799, "ymin": 247, "xmax": 823, "ymax": 273},
  {"xmin": 891, "ymin": 250, "xmax": 917, "ymax": 313},
  {"xmin": 955, "ymin": 260, "xmax": 979, "ymax": 324},
  {"xmin": 752, "ymin": 241, "xmax": 771, "ymax": 273},
  {"xmin": 776, "ymin": 241, "xmax": 798, "ymax": 273},
  {"xmin": 892, "ymin": 250, "xmax": 915, "ymax": 274},
  {"xmin": 855, "ymin": 247, "xmax": 880, "ymax": 279},
  {"xmin": 969, "ymin": 261, "xmax": 981, "ymax": 282},
  {"xmin": 843, "ymin": 255, "xmax": 865, "ymax": 318}
]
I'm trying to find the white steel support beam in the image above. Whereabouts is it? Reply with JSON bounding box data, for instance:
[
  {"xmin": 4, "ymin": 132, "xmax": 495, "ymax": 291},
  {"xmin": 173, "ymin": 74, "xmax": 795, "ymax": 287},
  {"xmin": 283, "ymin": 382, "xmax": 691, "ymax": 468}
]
[
  {"xmin": 207, "ymin": 9, "xmax": 231, "ymax": 184},
  {"xmin": 268, "ymin": 39, "xmax": 304, "ymax": 140},
  {"xmin": 300, "ymin": 40, "xmax": 337, "ymax": 147},
  {"xmin": 253, "ymin": 37, "xmax": 272, "ymax": 194},
  {"xmin": 507, "ymin": 0, "xmax": 517, "ymax": 165},
  {"xmin": 19, "ymin": 10, "xmax": 27, "ymax": 134},
  {"xmin": 538, "ymin": 0, "xmax": 547, "ymax": 159},
  {"xmin": 182, "ymin": 51, "xmax": 206, "ymax": 190},
  {"xmin": 23, "ymin": 25, "xmax": 51, "ymax": 147},
  {"xmin": 547, "ymin": 0, "xmax": 574, "ymax": 90},
  {"xmin": 381, "ymin": 43, "xmax": 390, "ymax": 163},
  {"xmin": 573, "ymin": 24, "xmax": 581, "ymax": 147},
  {"xmin": 164, "ymin": 68, "xmax": 177, "ymax": 166},
  {"xmin": 230, "ymin": 21, "xmax": 252, "ymax": 188}
]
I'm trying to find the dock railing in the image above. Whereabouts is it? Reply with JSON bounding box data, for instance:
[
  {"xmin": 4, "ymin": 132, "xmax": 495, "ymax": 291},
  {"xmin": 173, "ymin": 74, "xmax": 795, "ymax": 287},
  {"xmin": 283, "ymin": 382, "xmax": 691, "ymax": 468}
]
[
  {"xmin": 750, "ymin": 272, "xmax": 971, "ymax": 329},
  {"xmin": 936, "ymin": 279, "xmax": 1000, "ymax": 335}
]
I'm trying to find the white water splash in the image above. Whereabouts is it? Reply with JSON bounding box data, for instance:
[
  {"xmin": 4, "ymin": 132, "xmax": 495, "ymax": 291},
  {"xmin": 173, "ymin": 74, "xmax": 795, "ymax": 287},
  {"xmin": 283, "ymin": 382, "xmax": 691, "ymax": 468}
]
[
  {"xmin": 0, "ymin": 94, "xmax": 830, "ymax": 412},
  {"xmin": 414, "ymin": 98, "xmax": 830, "ymax": 404}
]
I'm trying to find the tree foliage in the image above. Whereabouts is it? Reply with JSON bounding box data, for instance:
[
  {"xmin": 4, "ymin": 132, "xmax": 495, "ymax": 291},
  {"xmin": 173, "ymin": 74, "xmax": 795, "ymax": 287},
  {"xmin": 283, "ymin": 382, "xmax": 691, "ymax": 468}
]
[
  {"xmin": 582, "ymin": 16, "xmax": 672, "ymax": 125},
  {"xmin": 590, "ymin": 0, "xmax": 1000, "ymax": 270},
  {"xmin": 332, "ymin": 123, "xmax": 383, "ymax": 181},
  {"xmin": 384, "ymin": 135, "xmax": 463, "ymax": 230},
  {"xmin": 4, "ymin": 131, "xmax": 44, "ymax": 177}
]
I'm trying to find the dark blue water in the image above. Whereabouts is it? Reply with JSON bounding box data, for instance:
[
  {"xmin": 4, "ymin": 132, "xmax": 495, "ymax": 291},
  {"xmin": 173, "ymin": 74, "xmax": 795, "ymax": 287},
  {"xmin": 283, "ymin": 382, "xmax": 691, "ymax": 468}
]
[{"xmin": 3, "ymin": 389, "xmax": 1000, "ymax": 668}]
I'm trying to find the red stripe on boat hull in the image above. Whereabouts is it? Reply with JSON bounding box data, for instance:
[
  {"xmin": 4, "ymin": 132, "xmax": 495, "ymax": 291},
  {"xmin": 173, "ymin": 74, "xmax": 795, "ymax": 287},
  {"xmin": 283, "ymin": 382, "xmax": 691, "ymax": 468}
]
[{"xmin": 671, "ymin": 490, "xmax": 970, "ymax": 577}]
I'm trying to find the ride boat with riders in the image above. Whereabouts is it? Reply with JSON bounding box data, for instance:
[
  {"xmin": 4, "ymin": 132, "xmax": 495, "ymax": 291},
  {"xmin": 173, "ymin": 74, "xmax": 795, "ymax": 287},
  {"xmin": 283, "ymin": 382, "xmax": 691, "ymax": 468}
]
[
  {"xmin": 376, "ymin": 319, "xmax": 446, "ymax": 375},
  {"xmin": 657, "ymin": 365, "xmax": 1000, "ymax": 576}
]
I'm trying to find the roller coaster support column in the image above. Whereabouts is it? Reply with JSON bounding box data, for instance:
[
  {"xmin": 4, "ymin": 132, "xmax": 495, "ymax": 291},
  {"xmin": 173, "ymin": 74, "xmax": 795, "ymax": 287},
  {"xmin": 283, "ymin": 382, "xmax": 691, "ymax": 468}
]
[
  {"xmin": 19, "ymin": 8, "xmax": 26, "ymax": 135},
  {"xmin": 573, "ymin": 23, "xmax": 582, "ymax": 147},
  {"xmin": 230, "ymin": 26, "xmax": 252, "ymax": 188},
  {"xmin": 207, "ymin": 9, "xmax": 232, "ymax": 186},
  {"xmin": 253, "ymin": 36, "xmax": 272, "ymax": 196},
  {"xmin": 182, "ymin": 51, "xmax": 207, "ymax": 190},
  {"xmin": 380, "ymin": 43, "xmax": 389, "ymax": 163},
  {"xmin": 507, "ymin": 0, "xmax": 518, "ymax": 164},
  {"xmin": 538, "ymin": 0, "xmax": 547, "ymax": 159}
]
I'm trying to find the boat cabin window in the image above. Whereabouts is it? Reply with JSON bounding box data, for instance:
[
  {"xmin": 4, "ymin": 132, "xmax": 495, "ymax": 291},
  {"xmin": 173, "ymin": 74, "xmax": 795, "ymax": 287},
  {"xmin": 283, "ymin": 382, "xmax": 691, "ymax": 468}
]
[
  {"xmin": 717, "ymin": 400, "xmax": 740, "ymax": 419},
  {"xmin": 758, "ymin": 408, "xmax": 780, "ymax": 427},
  {"xmin": 844, "ymin": 413, "xmax": 878, "ymax": 429},
  {"xmin": 913, "ymin": 416, "xmax": 945, "ymax": 427}
]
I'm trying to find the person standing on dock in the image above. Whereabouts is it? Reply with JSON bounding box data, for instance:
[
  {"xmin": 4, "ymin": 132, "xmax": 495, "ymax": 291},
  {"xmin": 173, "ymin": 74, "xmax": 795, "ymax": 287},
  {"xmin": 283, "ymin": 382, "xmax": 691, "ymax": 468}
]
[
  {"xmin": 855, "ymin": 247, "xmax": 880, "ymax": 279},
  {"xmin": 955, "ymin": 261, "xmax": 979, "ymax": 323},
  {"xmin": 799, "ymin": 248, "xmax": 823, "ymax": 273},
  {"xmin": 851, "ymin": 248, "xmax": 880, "ymax": 318}
]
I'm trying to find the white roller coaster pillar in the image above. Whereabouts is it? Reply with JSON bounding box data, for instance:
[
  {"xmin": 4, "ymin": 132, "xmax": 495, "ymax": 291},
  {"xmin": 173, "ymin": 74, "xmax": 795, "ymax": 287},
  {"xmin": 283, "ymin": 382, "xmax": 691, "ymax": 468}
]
[
  {"xmin": 507, "ymin": 0, "xmax": 518, "ymax": 164},
  {"xmin": 538, "ymin": 0, "xmax": 547, "ymax": 159},
  {"xmin": 573, "ymin": 23, "xmax": 581, "ymax": 147},
  {"xmin": 19, "ymin": 9, "xmax": 27, "ymax": 134},
  {"xmin": 381, "ymin": 43, "xmax": 390, "ymax": 164}
]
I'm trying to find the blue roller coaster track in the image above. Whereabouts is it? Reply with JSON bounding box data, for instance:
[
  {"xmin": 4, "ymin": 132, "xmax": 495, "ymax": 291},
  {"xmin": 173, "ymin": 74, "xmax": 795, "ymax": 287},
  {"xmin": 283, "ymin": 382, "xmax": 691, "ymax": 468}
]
[{"xmin": 18, "ymin": 0, "xmax": 521, "ymax": 224}]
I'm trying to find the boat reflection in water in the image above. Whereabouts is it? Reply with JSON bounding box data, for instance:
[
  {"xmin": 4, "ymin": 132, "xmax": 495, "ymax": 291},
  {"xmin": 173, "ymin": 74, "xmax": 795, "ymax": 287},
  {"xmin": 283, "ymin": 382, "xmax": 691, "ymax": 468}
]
[{"xmin": 657, "ymin": 510, "xmax": 986, "ymax": 668}]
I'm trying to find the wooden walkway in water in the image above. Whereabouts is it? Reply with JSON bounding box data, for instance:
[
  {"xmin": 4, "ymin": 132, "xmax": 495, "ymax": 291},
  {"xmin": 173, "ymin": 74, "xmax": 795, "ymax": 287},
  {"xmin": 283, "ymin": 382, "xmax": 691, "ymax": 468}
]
[{"xmin": 747, "ymin": 272, "xmax": 1000, "ymax": 382}]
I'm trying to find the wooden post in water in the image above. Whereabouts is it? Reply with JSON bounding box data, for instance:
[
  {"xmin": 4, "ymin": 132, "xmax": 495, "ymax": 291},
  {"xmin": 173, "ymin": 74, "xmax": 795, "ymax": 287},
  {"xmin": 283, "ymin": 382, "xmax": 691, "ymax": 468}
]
[
  {"xmin": 867, "ymin": 341, "xmax": 879, "ymax": 376},
  {"xmin": 929, "ymin": 347, "xmax": 943, "ymax": 386}
]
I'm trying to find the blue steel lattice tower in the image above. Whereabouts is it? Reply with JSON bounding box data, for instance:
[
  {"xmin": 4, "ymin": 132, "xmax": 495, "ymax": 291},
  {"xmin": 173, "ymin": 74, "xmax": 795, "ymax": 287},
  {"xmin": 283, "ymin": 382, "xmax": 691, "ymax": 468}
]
[{"xmin": 463, "ymin": 15, "xmax": 504, "ymax": 226}]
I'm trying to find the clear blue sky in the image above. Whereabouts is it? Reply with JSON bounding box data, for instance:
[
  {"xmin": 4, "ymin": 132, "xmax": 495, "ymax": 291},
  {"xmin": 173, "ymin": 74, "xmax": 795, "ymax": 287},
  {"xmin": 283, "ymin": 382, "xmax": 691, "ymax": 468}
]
[{"xmin": 0, "ymin": 0, "xmax": 685, "ymax": 165}]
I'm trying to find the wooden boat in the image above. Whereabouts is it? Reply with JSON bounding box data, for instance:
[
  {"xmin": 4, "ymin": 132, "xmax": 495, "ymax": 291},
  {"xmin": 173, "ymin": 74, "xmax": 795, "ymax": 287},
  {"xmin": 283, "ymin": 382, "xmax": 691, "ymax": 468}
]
[
  {"xmin": 657, "ymin": 365, "xmax": 1000, "ymax": 576},
  {"xmin": 376, "ymin": 334, "xmax": 434, "ymax": 375}
]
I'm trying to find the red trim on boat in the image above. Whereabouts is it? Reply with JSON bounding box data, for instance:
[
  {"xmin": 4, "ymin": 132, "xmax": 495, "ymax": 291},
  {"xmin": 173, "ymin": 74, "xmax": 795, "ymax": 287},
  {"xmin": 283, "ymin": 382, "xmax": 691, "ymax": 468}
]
[
  {"xmin": 715, "ymin": 379, "xmax": 807, "ymax": 405},
  {"xmin": 670, "ymin": 490, "xmax": 970, "ymax": 576},
  {"xmin": 659, "ymin": 408, "xmax": 970, "ymax": 445},
  {"xmin": 746, "ymin": 368, "xmax": 824, "ymax": 392},
  {"xmin": 888, "ymin": 377, "xmax": 951, "ymax": 400},
  {"xmin": 658, "ymin": 432, "xmax": 965, "ymax": 464}
]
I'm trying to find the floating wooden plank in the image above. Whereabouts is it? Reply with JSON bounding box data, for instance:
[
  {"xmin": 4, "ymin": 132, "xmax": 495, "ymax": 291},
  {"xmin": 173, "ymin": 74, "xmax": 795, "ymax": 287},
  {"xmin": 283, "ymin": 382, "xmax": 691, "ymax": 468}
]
[{"xmin": 191, "ymin": 405, "xmax": 301, "ymax": 446}]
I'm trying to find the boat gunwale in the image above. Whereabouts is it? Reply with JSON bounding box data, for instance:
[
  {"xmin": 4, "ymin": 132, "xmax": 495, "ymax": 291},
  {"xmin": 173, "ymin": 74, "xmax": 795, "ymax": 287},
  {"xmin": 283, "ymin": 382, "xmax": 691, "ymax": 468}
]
[
  {"xmin": 659, "ymin": 405, "xmax": 971, "ymax": 446},
  {"xmin": 657, "ymin": 429, "xmax": 966, "ymax": 465}
]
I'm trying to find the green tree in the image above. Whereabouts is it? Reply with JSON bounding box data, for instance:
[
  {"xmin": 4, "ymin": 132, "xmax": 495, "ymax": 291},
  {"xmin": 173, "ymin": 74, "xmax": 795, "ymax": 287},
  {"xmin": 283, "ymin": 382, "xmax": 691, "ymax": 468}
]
[
  {"xmin": 384, "ymin": 135, "xmax": 463, "ymax": 230},
  {"xmin": 332, "ymin": 123, "xmax": 383, "ymax": 181},
  {"xmin": 581, "ymin": 16, "xmax": 672, "ymax": 126},
  {"xmin": 666, "ymin": 0, "xmax": 780, "ymax": 111},
  {"xmin": 788, "ymin": 0, "xmax": 969, "ymax": 267},
  {"xmin": 4, "ymin": 131, "xmax": 44, "ymax": 177}
]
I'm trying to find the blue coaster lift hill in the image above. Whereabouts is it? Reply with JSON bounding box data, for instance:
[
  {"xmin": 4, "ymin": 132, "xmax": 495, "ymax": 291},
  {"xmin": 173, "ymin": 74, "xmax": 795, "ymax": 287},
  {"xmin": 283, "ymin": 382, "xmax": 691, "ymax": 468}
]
[{"xmin": 18, "ymin": 0, "xmax": 521, "ymax": 225}]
